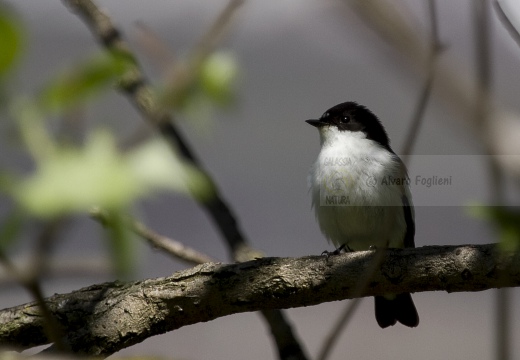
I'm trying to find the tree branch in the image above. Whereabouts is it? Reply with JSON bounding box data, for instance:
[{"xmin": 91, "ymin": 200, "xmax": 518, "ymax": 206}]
[{"xmin": 1, "ymin": 244, "xmax": 519, "ymax": 356}]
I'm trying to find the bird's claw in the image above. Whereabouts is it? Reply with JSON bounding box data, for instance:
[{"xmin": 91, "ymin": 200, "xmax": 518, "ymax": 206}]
[{"xmin": 321, "ymin": 244, "xmax": 347, "ymax": 259}]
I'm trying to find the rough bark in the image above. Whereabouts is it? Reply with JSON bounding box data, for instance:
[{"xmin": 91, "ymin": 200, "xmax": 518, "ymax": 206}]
[{"xmin": 0, "ymin": 244, "xmax": 519, "ymax": 356}]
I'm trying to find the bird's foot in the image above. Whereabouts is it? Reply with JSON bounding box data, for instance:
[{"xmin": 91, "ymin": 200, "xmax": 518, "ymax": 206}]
[{"xmin": 321, "ymin": 244, "xmax": 347, "ymax": 258}]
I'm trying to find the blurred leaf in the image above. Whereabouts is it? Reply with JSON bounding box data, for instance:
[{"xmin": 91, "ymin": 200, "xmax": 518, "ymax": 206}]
[
  {"xmin": 158, "ymin": 51, "xmax": 238, "ymax": 116},
  {"xmin": 12, "ymin": 129, "xmax": 213, "ymax": 218},
  {"xmin": 468, "ymin": 204, "xmax": 520, "ymax": 251},
  {"xmin": 127, "ymin": 138, "xmax": 214, "ymax": 201},
  {"xmin": 13, "ymin": 98, "xmax": 56, "ymax": 162},
  {"xmin": 13, "ymin": 131, "xmax": 143, "ymax": 218},
  {"xmin": 39, "ymin": 51, "xmax": 132, "ymax": 114},
  {"xmin": 199, "ymin": 51, "xmax": 238, "ymax": 106},
  {"xmin": 0, "ymin": 209, "xmax": 24, "ymax": 252},
  {"xmin": 0, "ymin": 7, "xmax": 23, "ymax": 78}
]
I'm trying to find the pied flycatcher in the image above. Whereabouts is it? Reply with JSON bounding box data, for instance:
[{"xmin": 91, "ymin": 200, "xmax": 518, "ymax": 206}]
[{"xmin": 306, "ymin": 101, "xmax": 419, "ymax": 328}]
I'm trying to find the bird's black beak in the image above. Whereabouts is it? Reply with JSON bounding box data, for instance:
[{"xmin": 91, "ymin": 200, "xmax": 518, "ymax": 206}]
[{"xmin": 306, "ymin": 119, "xmax": 326, "ymax": 128}]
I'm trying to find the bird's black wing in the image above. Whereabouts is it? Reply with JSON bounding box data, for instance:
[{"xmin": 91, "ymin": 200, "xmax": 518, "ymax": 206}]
[{"xmin": 402, "ymin": 195, "xmax": 415, "ymax": 248}]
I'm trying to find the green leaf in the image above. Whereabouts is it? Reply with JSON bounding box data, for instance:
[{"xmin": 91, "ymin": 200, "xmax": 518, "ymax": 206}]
[
  {"xmin": 0, "ymin": 7, "xmax": 23, "ymax": 77},
  {"xmin": 39, "ymin": 51, "xmax": 132, "ymax": 114}
]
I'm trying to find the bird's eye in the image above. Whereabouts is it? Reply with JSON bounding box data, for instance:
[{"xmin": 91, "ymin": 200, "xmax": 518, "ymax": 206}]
[
  {"xmin": 340, "ymin": 115, "xmax": 351, "ymax": 123},
  {"xmin": 321, "ymin": 112, "xmax": 329, "ymax": 120}
]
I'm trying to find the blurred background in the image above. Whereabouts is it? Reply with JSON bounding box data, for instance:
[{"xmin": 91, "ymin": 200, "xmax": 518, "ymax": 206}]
[{"xmin": 1, "ymin": 0, "xmax": 520, "ymax": 359}]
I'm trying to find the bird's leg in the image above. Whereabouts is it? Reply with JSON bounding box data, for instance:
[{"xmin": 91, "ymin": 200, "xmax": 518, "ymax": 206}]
[{"xmin": 321, "ymin": 244, "xmax": 347, "ymax": 258}]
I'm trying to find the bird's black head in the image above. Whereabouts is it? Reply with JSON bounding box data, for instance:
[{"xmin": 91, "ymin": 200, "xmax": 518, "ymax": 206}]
[{"xmin": 306, "ymin": 101, "xmax": 391, "ymax": 150}]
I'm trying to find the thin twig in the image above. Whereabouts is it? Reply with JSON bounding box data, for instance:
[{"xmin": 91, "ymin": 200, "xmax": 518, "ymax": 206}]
[
  {"xmin": 133, "ymin": 221, "xmax": 218, "ymax": 265},
  {"xmin": 90, "ymin": 208, "xmax": 217, "ymax": 265}
]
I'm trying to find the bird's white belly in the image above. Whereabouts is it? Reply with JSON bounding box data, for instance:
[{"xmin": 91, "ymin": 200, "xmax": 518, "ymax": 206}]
[
  {"xmin": 310, "ymin": 144, "xmax": 407, "ymax": 250},
  {"xmin": 313, "ymin": 201, "xmax": 405, "ymax": 250}
]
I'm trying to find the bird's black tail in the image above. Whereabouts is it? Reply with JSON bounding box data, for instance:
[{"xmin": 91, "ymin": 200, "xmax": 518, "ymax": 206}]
[{"xmin": 374, "ymin": 293, "xmax": 419, "ymax": 328}]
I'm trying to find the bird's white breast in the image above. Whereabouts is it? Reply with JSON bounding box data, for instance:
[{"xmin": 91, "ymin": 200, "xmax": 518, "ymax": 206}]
[{"xmin": 309, "ymin": 128, "xmax": 411, "ymax": 250}]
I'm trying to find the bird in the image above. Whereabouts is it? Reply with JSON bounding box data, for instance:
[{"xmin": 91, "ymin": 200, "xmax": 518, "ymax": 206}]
[{"xmin": 306, "ymin": 101, "xmax": 419, "ymax": 328}]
